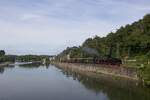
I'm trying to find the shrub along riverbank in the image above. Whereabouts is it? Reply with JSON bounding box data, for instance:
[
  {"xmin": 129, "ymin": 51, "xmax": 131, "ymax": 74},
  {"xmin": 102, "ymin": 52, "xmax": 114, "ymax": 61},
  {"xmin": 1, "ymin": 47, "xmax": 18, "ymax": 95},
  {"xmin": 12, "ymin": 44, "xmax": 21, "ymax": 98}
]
[{"xmin": 0, "ymin": 50, "xmax": 15, "ymax": 65}]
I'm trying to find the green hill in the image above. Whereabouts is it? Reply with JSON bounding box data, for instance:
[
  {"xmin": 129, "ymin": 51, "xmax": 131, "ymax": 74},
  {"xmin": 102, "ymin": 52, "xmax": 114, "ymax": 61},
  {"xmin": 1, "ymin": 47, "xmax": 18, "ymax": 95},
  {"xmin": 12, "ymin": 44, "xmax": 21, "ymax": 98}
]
[
  {"xmin": 58, "ymin": 14, "xmax": 150, "ymax": 63},
  {"xmin": 57, "ymin": 14, "xmax": 150, "ymax": 86}
]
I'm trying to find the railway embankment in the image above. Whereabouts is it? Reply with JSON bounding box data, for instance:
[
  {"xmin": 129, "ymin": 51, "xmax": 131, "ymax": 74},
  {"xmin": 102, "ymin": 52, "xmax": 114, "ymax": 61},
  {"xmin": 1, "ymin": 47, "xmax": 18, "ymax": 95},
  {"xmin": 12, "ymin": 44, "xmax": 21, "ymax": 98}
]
[{"xmin": 54, "ymin": 62, "xmax": 138, "ymax": 80}]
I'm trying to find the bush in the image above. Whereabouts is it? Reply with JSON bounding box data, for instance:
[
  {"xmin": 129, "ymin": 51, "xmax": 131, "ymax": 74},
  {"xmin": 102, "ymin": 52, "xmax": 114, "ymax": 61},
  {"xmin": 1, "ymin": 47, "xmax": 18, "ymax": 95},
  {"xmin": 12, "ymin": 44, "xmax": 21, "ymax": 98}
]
[
  {"xmin": 0, "ymin": 50, "xmax": 5, "ymax": 57},
  {"xmin": 0, "ymin": 55, "xmax": 15, "ymax": 63},
  {"xmin": 139, "ymin": 65, "xmax": 150, "ymax": 86},
  {"xmin": 146, "ymin": 51, "xmax": 150, "ymax": 58}
]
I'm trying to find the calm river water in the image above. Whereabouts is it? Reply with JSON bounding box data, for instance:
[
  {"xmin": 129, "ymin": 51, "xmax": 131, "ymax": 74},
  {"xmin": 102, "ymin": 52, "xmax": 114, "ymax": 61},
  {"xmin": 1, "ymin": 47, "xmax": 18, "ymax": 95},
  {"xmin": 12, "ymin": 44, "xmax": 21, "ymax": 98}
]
[{"xmin": 0, "ymin": 64, "xmax": 149, "ymax": 100}]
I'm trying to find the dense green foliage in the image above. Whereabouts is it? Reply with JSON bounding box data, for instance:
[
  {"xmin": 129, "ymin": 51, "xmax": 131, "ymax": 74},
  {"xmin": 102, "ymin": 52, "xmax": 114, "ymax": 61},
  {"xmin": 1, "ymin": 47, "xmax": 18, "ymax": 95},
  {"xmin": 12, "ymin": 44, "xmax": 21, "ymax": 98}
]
[
  {"xmin": 0, "ymin": 55, "xmax": 15, "ymax": 63},
  {"xmin": 16, "ymin": 55, "xmax": 49, "ymax": 62},
  {"xmin": 58, "ymin": 14, "xmax": 150, "ymax": 62},
  {"xmin": 0, "ymin": 50, "xmax": 50, "ymax": 63},
  {"xmin": 0, "ymin": 50, "xmax": 5, "ymax": 57},
  {"xmin": 0, "ymin": 50, "xmax": 15, "ymax": 63},
  {"xmin": 57, "ymin": 14, "xmax": 150, "ymax": 86}
]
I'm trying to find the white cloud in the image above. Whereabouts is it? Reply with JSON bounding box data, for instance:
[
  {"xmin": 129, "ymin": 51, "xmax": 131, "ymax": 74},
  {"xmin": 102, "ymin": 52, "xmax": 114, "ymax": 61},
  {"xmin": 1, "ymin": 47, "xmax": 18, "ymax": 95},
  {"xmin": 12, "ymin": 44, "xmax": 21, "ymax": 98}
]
[
  {"xmin": 0, "ymin": 0, "xmax": 150, "ymax": 55},
  {"xmin": 20, "ymin": 14, "xmax": 42, "ymax": 21}
]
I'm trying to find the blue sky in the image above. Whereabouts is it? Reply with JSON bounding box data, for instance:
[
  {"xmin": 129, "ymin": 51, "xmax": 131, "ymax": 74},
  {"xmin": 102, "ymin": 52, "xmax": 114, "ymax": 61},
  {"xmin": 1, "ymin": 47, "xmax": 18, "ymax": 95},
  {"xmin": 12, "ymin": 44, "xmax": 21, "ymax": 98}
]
[{"xmin": 0, "ymin": 0, "xmax": 150, "ymax": 55}]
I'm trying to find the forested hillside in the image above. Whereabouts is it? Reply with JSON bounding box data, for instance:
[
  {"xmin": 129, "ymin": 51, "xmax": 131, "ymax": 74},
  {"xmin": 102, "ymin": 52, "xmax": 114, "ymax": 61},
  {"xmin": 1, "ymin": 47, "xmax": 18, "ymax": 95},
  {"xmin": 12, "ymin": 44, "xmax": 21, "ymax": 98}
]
[
  {"xmin": 56, "ymin": 14, "xmax": 150, "ymax": 86},
  {"xmin": 58, "ymin": 14, "xmax": 150, "ymax": 63}
]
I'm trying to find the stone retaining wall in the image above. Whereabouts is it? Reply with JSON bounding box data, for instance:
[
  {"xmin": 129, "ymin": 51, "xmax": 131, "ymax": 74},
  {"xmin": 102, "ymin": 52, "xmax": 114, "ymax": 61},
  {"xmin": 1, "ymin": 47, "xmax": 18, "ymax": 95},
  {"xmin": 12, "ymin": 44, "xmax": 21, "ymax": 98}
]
[{"xmin": 54, "ymin": 63, "xmax": 138, "ymax": 80}]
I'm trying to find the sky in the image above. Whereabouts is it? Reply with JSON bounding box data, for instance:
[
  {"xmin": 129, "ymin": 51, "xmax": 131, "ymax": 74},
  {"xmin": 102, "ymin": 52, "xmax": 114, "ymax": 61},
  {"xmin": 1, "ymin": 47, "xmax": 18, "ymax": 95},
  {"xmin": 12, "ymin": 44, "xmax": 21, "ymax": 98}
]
[{"xmin": 0, "ymin": 0, "xmax": 150, "ymax": 55}]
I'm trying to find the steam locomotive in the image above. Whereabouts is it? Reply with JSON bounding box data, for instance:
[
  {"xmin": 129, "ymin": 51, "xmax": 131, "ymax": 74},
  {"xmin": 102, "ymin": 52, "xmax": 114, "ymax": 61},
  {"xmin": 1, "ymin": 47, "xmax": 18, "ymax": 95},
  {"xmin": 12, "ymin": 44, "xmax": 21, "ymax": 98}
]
[{"xmin": 60, "ymin": 57, "xmax": 122, "ymax": 66}]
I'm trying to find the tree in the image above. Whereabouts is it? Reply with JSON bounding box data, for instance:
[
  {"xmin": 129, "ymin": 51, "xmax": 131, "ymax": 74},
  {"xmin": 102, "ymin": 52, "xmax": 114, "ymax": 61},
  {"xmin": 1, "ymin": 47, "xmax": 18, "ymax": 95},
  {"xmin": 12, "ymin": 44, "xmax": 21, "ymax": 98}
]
[
  {"xmin": 0, "ymin": 50, "xmax": 5, "ymax": 57},
  {"xmin": 58, "ymin": 14, "xmax": 150, "ymax": 60}
]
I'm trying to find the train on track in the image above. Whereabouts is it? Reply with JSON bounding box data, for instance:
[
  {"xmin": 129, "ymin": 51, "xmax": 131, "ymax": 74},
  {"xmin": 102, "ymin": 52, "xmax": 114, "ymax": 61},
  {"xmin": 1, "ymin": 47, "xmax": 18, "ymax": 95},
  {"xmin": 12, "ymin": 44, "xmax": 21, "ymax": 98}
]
[{"xmin": 60, "ymin": 57, "xmax": 122, "ymax": 66}]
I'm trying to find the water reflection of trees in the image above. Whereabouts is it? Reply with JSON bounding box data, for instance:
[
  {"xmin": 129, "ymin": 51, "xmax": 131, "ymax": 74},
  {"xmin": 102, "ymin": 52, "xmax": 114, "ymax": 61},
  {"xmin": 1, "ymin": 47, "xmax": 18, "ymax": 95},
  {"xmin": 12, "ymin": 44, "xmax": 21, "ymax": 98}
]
[
  {"xmin": 19, "ymin": 63, "xmax": 50, "ymax": 69},
  {"xmin": 19, "ymin": 63, "xmax": 42, "ymax": 69},
  {"xmin": 0, "ymin": 65, "xmax": 15, "ymax": 74},
  {"xmin": 0, "ymin": 63, "xmax": 50, "ymax": 74},
  {"xmin": 59, "ymin": 67, "xmax": 150, "ymax": 100},
  {"xmin": 0, "ymin": 67, "xmax": 4, "ymax": 74}
]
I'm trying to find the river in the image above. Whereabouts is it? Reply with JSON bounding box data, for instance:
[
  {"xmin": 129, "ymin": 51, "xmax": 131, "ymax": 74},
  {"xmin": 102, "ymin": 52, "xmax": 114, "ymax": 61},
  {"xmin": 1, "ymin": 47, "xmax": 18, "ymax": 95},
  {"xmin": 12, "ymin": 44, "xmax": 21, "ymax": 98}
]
[{"xmin": 0, "ymin": 64, "xmax": 149, "ymax": 100}]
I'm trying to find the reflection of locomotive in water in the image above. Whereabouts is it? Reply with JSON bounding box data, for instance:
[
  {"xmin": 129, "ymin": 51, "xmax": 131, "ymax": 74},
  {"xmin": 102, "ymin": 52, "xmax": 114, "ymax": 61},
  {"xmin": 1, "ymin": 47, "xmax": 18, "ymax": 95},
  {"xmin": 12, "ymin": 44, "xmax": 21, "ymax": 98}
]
[{"xmin": 60, "ymin": 57, "xmax": 122, "ymax": 66}]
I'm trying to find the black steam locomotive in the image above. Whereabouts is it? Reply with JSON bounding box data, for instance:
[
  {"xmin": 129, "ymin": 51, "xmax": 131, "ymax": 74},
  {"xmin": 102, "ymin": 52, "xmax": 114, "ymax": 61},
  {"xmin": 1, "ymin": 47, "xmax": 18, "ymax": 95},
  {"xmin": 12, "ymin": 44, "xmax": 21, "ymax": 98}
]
[{"xmin": 61, "ymin": 57, "xmax": 122, "ymax": 66}]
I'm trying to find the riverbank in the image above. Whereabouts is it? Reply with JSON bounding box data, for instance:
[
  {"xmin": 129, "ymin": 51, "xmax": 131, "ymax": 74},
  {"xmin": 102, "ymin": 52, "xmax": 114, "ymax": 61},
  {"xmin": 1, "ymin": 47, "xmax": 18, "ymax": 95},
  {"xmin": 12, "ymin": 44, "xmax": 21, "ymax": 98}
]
[
  {"xmin": 0, "ymin": 62, "xmax": 12, "ymax": 67},
  {"xmin": 54, "ymin": 62, "xmax": 138, "ymax": 80}
]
